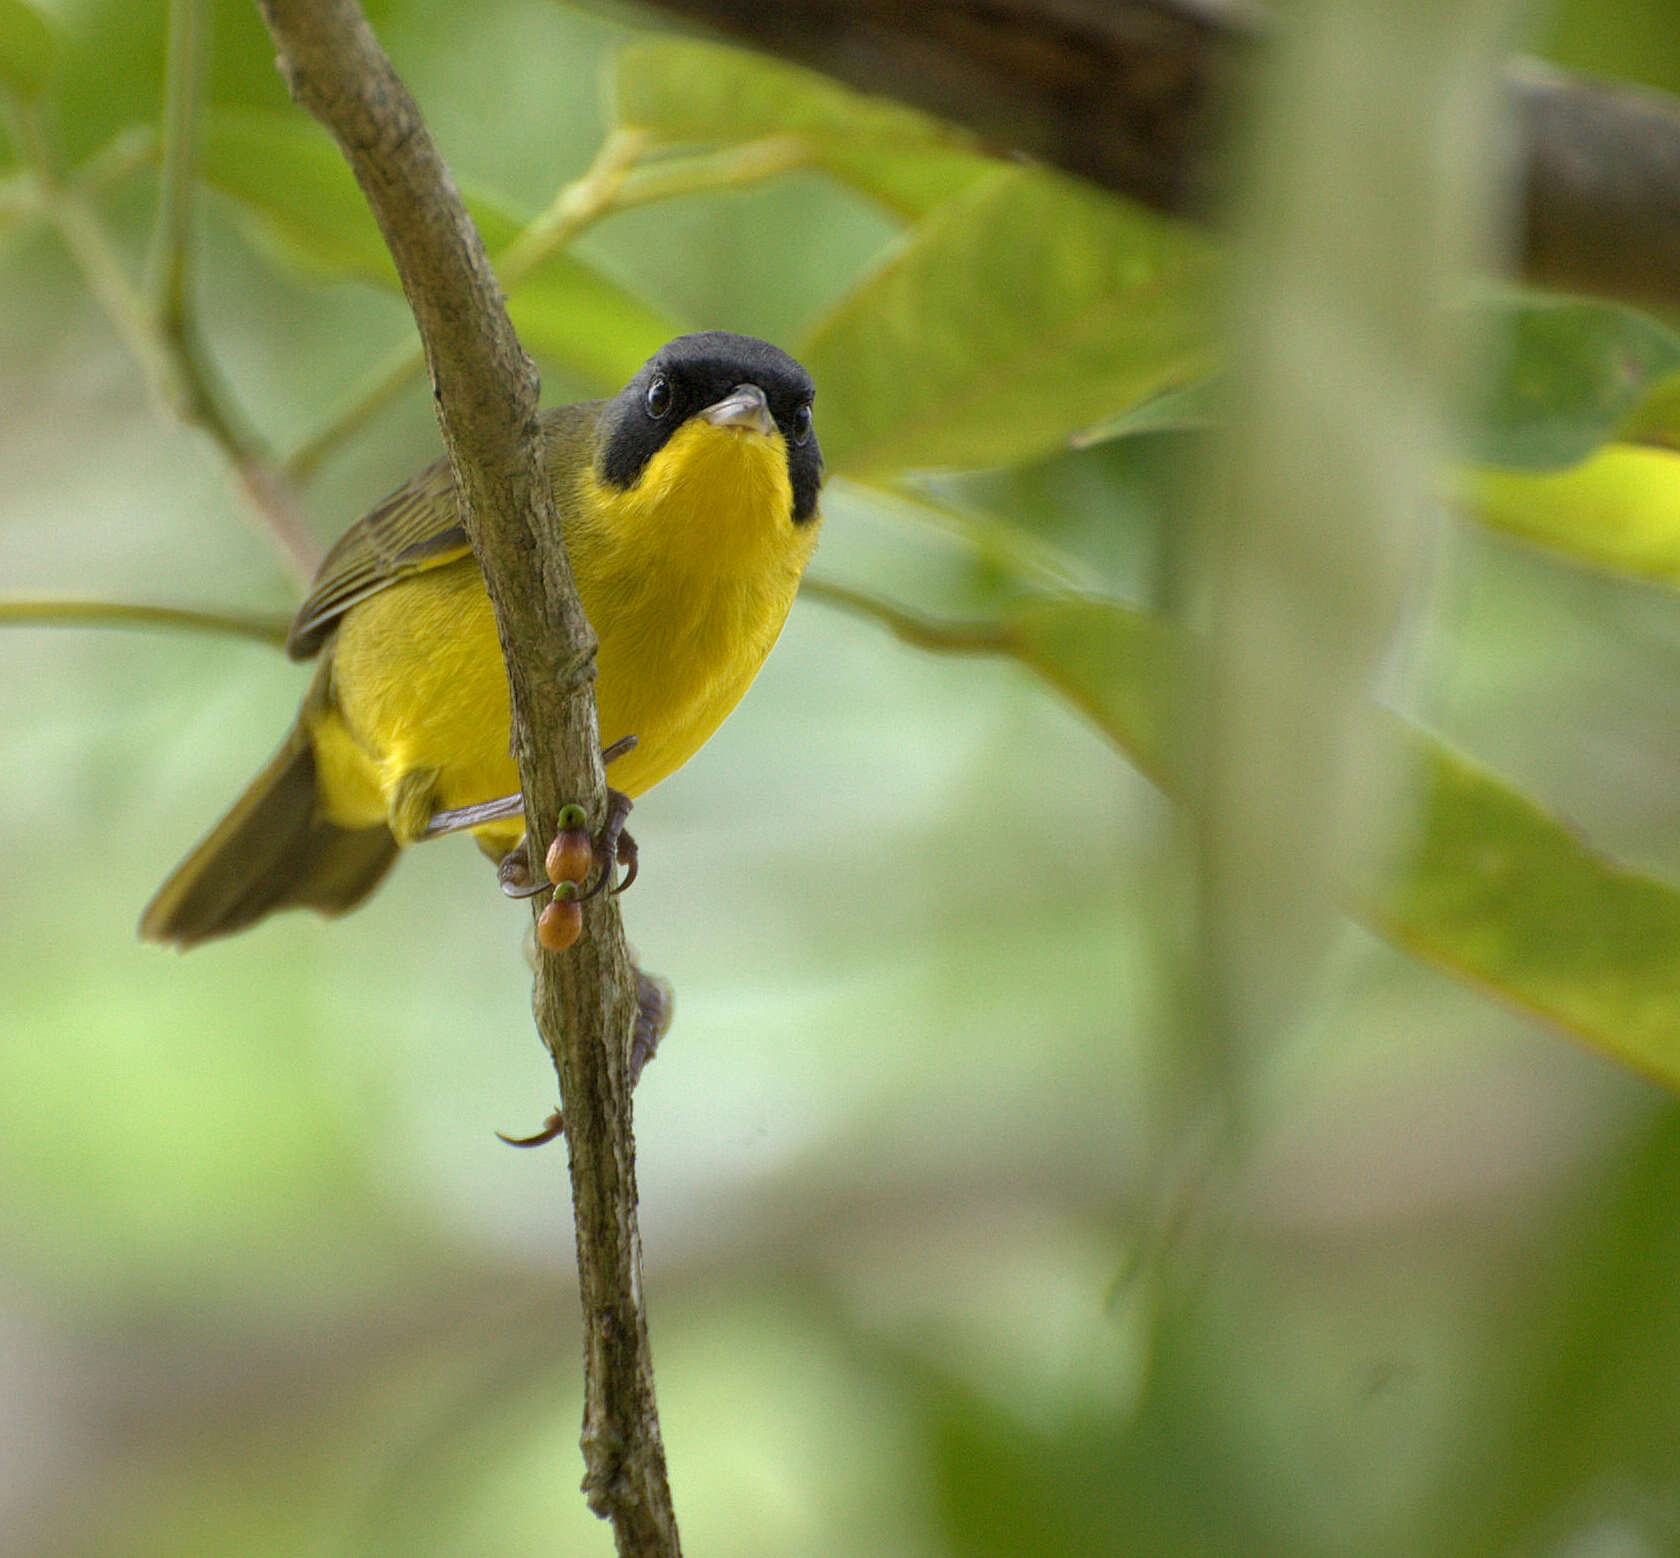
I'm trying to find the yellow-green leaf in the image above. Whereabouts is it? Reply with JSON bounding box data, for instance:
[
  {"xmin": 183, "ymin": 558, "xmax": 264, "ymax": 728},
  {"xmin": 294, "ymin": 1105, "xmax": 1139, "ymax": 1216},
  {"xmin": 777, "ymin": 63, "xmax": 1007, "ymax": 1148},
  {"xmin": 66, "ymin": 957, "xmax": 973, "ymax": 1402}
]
[
  {"xmin": 0, "ymin": 0, "xmax": 53, "ymax": 103},
  {"xmin": 1465, "ymin": 444, "xmax": 1680, "ymax": 589},
  {"xmin": 1376, "ymin": 738, "xmax": 1680, "ymax": 1093},
  {"xmin": 803, "ymin": 168, "xmax": 1216, "ymax": 478}
]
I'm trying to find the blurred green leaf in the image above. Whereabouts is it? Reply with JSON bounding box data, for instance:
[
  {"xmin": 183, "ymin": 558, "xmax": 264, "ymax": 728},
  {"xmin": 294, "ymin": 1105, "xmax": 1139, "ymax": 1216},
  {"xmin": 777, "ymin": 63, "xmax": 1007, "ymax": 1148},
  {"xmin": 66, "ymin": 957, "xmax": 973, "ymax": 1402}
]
[
  {"xmin": 1543, "ymin": 0, "xmax": 1680, "ymax": 99},
  {"xmin": 0, "ymin": 0, "xmax": 53, "ymax": 103},
  {"xmin": 924, "ymin": 1355, "xmax": 1265, "ymax": 1558},
  {"xmin": 1082, "ymin": 295, "xmax": 1680, "ymax": 467},
  {"xmin": 1438, "ymin": 1105, "xmax": 1680, "ymax": 1557},
  {"xmin": 201, "ymin": 111, "xmax": 679, "ymax": 393},
  {"xmin": 613, "ymin": 36, "xmax": 993, "ymax": 219},
  {"xmin": 1473, "ymin": 296, "xmax": 1680, "ymax": 470},
  {"xmin": 1374, "ymin": 737, "xmax": 1680, "ymax": 1094},
  {"xmin": 803, "ymin": 168, "xmax": 1215, "ymax": 478},
  {"xmin": 1465, "ymin": 443, "xmax": 1680, "ymax": 589},
  {"xmin": 930, "ymin": 1391, "xmax": 1151, "ymax": 1558},
  {"xmin": 1616, "ymin": 368, "xmax": 1680, "ymax": 451},
  {"xmin": 814, "ymin": 579, "xmax": 1680, "ymax": 1093},
  {"xmin": 1078, "ymin": 298, "xmax": 1680, "ymax": 472}
]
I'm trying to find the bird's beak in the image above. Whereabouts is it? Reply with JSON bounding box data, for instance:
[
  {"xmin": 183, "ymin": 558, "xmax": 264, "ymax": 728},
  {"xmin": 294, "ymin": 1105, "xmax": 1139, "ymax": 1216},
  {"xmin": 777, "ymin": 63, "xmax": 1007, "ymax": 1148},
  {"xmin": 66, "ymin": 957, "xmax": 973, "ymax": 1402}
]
[{"xmin": 700, "ymin": 382, "xmax": 777, "ymax": 437}]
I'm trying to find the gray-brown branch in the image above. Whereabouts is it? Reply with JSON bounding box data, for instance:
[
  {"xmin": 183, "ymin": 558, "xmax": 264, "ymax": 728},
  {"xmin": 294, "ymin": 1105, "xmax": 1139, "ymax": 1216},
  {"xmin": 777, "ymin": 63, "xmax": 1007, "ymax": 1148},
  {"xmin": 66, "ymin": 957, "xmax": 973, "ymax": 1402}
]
[
  {"xmin": 631, "ymin": 0, "xmax": 1680, "ymax": 314},
  {"xmin": 252, "ymin": 2, "xmax": 680, "ymax": 1553}
]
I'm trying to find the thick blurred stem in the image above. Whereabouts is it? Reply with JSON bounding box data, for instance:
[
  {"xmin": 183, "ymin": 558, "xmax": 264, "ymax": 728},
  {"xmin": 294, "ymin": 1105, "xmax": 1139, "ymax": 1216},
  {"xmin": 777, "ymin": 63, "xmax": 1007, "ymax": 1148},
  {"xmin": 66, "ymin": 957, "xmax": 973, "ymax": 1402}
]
[
  {"xmin": 1186, "ymin": 0, "xmax": 1524, "ymax": 1080},
  {"xmin": 252, "ymin": 2, "xmax": 679, "ymax": 1554}
]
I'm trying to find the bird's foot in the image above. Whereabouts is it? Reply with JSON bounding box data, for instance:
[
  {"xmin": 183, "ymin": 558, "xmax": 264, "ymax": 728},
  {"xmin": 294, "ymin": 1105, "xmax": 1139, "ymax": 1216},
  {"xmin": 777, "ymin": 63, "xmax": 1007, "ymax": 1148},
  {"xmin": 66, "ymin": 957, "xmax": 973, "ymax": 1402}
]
[
  {"xmin": 491, "ymin": 734, "xmax": 640, "ymax": 900},
  {"xmin": 630, "ymin": 967, "xmax": 673, "ymax": 1085},
  {"xmin": 575, "ymin": 789, "xmax": 636, "ymax": 900},
  {"xmin": 495, "ymin": 792, "xmax": 637, "ymax": 900}
]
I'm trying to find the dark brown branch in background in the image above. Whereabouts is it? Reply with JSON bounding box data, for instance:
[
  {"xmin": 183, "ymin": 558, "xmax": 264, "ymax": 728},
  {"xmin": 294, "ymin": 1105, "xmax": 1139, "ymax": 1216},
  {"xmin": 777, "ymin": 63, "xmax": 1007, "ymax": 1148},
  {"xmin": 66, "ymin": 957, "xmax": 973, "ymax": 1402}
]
[
  {"xmin": 632, "ymin": 0, "xmax": 1680, "ymax": 314},
  {"xmin": 1514, "ymin": 61, "xmax": 1680, "ymax": 313},
  {"xmin": 252, "ymin": 3, "xmax": 679, "ymax": 1554}
]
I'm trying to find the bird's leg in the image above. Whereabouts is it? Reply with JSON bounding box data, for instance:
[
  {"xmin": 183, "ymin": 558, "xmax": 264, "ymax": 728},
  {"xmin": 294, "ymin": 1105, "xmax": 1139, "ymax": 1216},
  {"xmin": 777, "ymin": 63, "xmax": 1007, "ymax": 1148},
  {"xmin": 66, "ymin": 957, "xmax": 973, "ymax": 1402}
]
[
  {"xmin": 423, "ymin": 793, "xmax": 525, "ymax": 839},
  {"xmin": 496, "ymin": 964, "xmax": 675, "ymax": 1148}
]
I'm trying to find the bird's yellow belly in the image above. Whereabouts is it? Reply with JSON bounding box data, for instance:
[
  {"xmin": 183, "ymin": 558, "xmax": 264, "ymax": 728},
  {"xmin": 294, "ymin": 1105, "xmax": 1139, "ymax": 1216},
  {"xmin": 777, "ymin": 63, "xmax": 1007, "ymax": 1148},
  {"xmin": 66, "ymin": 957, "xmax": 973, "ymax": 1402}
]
[
  {"xmin": 305, "ymin": 547, "xmax": 799, "ymax": 852},
  {"xmin": 307, "ymin": 558, "xmax": 518, "ymax": 845}
]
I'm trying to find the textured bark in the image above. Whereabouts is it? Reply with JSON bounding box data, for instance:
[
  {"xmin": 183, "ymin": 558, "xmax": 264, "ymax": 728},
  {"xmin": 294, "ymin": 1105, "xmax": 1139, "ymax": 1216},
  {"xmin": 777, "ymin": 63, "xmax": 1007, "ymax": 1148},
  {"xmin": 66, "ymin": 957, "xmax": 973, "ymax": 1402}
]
[
  {"xmin": 633, "ymin": 0, "xmax": 1680, "ymax": 312},
  {"xmin": 253, "ymin": 3, "xmax": 680, "ymax": 1553}
]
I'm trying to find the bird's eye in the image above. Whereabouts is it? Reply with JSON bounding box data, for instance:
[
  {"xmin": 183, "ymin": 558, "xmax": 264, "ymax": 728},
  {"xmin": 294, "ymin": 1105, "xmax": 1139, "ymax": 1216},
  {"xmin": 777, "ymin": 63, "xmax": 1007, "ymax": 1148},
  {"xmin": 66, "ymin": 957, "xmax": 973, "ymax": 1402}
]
[
  {"xmin": 645, "ymin": 377, "xmax": 672, "ymax": 419},
  {"xmin": 790, "ymin": 402, "xmax": 813, "ymax": 445}
]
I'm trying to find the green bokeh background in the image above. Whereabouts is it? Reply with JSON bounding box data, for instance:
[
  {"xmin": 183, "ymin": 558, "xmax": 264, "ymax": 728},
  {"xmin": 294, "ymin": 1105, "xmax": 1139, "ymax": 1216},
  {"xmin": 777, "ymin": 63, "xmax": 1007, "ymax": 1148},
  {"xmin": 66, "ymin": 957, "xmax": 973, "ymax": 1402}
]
[{"xmin": 6, "ymin": 2, "xmax": 1680, "ymax": 1554}]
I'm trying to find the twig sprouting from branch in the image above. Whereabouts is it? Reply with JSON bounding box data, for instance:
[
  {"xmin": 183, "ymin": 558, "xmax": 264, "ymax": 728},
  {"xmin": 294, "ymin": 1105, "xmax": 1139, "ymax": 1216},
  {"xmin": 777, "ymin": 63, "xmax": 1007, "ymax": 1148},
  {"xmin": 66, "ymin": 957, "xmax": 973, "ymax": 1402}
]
[
  {"xmin": 252, "ymin": 3, "xmax": 679, "ymax": 1553},
  {"xmin": 283, "ymin": 129, "xmax": 815, "ymax": 482}
]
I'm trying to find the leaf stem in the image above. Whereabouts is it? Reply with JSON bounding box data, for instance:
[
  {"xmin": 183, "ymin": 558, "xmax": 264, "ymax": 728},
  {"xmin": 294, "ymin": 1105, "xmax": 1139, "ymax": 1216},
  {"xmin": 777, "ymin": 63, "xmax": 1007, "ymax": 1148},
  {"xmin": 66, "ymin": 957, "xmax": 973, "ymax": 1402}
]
[
  {"xmin": 148, "ymin": 0, "xmax": 203, "ymax": 321},
  {"xmin": 0, "ymin": 598, "xmax": 292, "ymax": 646},
  {"xmin": 490, "ymin": 127, "xmax": 649, "ymax": 286},
  {"xmin": 799, "ymin": 575, "xmax": 1015, "ymax": 654},
  {"xmin": 73, "ymin": 124, "xmax": 160, "ymax": 195}
]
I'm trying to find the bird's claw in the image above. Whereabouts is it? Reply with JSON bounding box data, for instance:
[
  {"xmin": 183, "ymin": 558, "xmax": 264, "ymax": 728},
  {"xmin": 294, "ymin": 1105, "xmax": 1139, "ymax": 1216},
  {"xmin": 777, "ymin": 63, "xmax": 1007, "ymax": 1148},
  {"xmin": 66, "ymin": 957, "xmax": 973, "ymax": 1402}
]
[{"xmin": 575, "ymin": 788, "xmax": 636, "ymax": 901}]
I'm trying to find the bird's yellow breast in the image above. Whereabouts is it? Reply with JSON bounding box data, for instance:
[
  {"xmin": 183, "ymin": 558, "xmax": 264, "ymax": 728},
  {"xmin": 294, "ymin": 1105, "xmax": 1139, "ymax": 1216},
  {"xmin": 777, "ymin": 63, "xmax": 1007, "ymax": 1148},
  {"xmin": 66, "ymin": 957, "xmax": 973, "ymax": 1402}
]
[{"xmin": 307, "ymin": 417, "xmax": 819, "ymax": 853}]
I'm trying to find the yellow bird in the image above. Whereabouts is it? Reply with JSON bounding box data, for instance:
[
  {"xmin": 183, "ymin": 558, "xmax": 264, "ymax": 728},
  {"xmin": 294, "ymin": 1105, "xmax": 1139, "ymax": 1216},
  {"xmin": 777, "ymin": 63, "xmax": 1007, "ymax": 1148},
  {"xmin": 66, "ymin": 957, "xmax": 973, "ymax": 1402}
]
[{"xmin": 142, "ymin": 332, "xmax": 823, "ymax": 947}]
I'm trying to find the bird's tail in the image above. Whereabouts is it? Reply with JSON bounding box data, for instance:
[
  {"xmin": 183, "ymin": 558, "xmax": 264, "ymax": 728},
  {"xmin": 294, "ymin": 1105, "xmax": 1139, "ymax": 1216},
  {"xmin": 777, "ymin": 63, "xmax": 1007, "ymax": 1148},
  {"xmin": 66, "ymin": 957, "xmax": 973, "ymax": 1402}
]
[{"xmin": 139, "ymin": 721, "xmax": 398, "ymax": 949}]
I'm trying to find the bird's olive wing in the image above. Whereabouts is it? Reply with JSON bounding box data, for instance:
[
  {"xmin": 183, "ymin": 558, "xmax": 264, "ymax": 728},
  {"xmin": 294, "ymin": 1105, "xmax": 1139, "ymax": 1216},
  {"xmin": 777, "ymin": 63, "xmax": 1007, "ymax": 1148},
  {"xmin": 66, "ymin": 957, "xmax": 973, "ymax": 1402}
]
[
  {"xmin": 283, "ymin": 405, "xmax": 600, "ymax": 662},
  {"xmin": 285, "ymin": 452, "xmax": 471, "ymax": 660}
]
